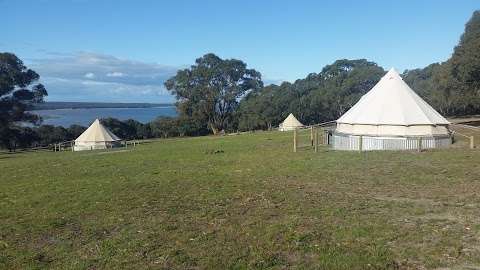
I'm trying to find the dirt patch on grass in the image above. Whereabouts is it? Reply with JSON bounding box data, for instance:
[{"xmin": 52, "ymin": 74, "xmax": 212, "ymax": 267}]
[
  {"xmin": 374, "ymin": 195, "xmax": 441, "ymax": 206},
  {"xmin": 96, "ymin": 150, "xmax": 131, "ymax": 155}
]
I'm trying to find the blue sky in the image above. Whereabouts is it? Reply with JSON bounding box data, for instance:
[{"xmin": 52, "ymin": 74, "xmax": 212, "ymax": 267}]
[{"xmin": 1, "ymin": 0, "xmax": 478, "ymax": 102}]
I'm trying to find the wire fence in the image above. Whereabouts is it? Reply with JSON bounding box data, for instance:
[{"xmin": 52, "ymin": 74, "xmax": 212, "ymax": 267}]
[
  {"xmin": 292, "ymin": 125, "xmax": 333, "ymax": 152},
  {"xmin": 2, "ymin": 121, "xmax": 479, "ymax": 155},
  {"xmin": 0, "ymin": 139, "xmax": 143, "ymax": 155},
  {"xmin": 450, "ymin": 123, "xmax": 478, "ymax": 149}
]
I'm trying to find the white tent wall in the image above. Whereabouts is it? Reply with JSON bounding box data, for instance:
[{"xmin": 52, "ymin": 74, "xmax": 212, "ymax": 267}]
[
  {"xmin": 279, "ymin": 125, "xmax": 299, "ymax": 131},
  {"xmin": 336, "ymin": 123, "xmax": 450, "ymax": 136},
  {"xmin": 73, "ymin": 141, "xmax": 121, "ymax": 151},
  {"xmin": 332, "ymin": 133, "xmax": 451, "ymax": 151}
]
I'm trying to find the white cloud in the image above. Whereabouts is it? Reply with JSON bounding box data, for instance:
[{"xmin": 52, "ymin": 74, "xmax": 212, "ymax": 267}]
[
  {"xmin": 81, "ymin": 80, "xmax": 110, "ymax": 86},
  {"xmin": 42, "ymin": 77, "xmax": 173, "ymax": 103},
  {"xmin": 84, "ymin": 72, "xmax": 95, "ymax": 79},
  {"xmin": 31, "ymin": 52, "xmax": 178, "ymax": 86},
  {"xmin": 30, "ymin": 52, "xmax": 179, "ymax": 102},
  {"xmin": 106, "ymin": 71, "xmax": 125, "ymax": 77}
]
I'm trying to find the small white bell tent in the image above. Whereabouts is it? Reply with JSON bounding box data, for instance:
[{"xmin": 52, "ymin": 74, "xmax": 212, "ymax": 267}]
[
  {"xmin": 279, "ymin": 113, "xmax": 304, "ymax": 131},
  {"xmin": 74, "ymin": 119, "xmax": 121, "ymax": 151},
  {"xmin": 333, "ymin": 68, "xmax": 451, "ymax": 151}
]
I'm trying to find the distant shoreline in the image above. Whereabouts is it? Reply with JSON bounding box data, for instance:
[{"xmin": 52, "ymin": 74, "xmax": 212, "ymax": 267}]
[{"xmin": 31, "ymin": 101, "xmax": 174, "ymax": 111}]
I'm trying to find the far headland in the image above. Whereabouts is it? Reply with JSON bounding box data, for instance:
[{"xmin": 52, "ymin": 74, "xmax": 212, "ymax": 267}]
[{"xmin": 31, "ymin": 101, "xmax": 174, "ymax": 110}]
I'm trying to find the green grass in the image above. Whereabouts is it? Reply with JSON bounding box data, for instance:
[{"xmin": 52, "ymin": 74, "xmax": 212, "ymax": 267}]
[{"xmin": 1, "ymin": 130, "xmax": 480, "ymax": 269}]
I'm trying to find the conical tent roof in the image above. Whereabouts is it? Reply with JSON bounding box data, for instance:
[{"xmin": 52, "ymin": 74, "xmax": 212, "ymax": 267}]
[
  {"xmin": 337, "ymin": 68, "xmax": 449, "ymax": 126},
  {"xmin": 75, "ymin": 119, "xmax": 121, "ymax": 143},
  {"xmin": 281, "ymin": 113, "xmax": 304, "ymax": 127}
]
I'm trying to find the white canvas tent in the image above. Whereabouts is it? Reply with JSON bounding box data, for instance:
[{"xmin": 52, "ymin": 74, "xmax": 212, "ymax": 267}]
[
  {"xmin": 74, "ymin": 119, "xmax": 121, "ymax": 151},
  {"xmin": 333, "ymin": 68, "xmax": 451, "ymax": 150},
  {"xmin": 279, "ymin": 113, "xmax": 304, "ymax": 131}
]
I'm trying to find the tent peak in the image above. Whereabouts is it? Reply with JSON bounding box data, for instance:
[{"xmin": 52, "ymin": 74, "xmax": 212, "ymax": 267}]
[
  {"xmin": 75, "ymin": 118, "xmax": 120, "ymax": 143},
  {"xmin": 385, "ymin": 68, "xmax": 401, "ymax": 79},
  {"xmin": 279, "ymin": 113, "xmax": 304, "ymax": 131}
]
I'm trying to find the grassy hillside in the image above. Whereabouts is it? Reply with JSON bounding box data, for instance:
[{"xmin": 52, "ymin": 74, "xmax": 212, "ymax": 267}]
[{"xmin": 1, "ymin": 130, "xmax": 480, "ymax": 269}]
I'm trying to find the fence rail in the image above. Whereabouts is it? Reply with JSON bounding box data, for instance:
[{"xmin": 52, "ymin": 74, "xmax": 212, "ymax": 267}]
[
  {"xmin": 450, "ymin": 124, "xmax": 479, "ymax": 149},
  {"xmin": 292, "ymin": 126, "xmax": 326, "ymax": 153},
  {"xmin": 0, "ymin": 139, "xmax": 144, "ymax": 154}
]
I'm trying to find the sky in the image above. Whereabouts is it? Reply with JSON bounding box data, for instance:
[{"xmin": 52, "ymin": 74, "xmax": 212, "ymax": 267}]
[{"xmin": 1, "ymin": 0, "xmax": 479, "ymax": 103}]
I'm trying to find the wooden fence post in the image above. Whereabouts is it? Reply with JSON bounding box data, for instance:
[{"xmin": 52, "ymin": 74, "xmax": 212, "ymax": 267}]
[
  {"xmin": 293, "ymin": 129, "xmax": 297, "ymax": 153},
  {"xmin": 470, "ymin": 136, "xmax": 475, "ymax": 149},
  {"xmin": 314, "ymin": 128, "xmax": 318, "ymax": 153},
  {"xmin": 310, "ymin": 126, "xmax": 314, "ymax": 147},
  {"xmin": 417, "ymin": 137, "xmax": 422, "ymax": 152}
]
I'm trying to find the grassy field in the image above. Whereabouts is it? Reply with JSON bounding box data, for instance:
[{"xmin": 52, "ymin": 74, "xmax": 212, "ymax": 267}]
[{"xmin": 1, "ymin": 130, "xmax": 480, "ymax": 269}]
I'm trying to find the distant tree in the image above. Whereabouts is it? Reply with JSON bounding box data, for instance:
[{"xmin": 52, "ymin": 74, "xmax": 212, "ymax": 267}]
[
  {"xmin": 101, "ymin": 118, "xmax": 138, "ymax": 140},
  {"xmin": 404, "ymin": 10, "xmax": 480, "ymax": 116},
  {"xmin": 16, "ymin": 127, "xmax": 39, "ymax": 149},
  {"xmin": 123, "ymin": 119, "xmax": 151, "ymax": 139},
  {"xmin": 306, "ymin": 59, "xmax": 385, "ymax": 120},
  {"xmin": 237, "ymin": 59, "xmax": 384, "ymax": 131},
  {"xmin": 123, "ymin": 119, "xmax": 152, "ymax": 139},
  {"xmin": 150, "ymin": 116, "xmax": 179, "ymax": 138},
  {"xmin": 165, "ymin": 53, "xmax": 263, "ymax": 134},
  {"xmin": 0, "ymin": 53, "xmax": 47, "ymax": 150},
  {"xmin": 1, "ymin": 126, "xmax": 39, "ymax": 151},
  {"xmin": 444, "ymin": 10, "xmax": 480, "ymax": 115},
  {"xmin": 403, "ymin": 63, "xmax": 455, "ymax": 115},
  {"xmin": 34, "ymin": 125, "xmax": 69, "ymax": 146},
  {"xmin": 237, "ymin": 84, "xmax": 286, "ymax": 131},
  {"xmin": 176, "ymin": 116, "xmax": 209, "ymax": 137},
  {"xmin": 450, "ymin": 10, "xmax": 480, "ymax": 88},
  {"xmin": 66, "ymin": 124, "xmax": 87, "ymax": 140}
]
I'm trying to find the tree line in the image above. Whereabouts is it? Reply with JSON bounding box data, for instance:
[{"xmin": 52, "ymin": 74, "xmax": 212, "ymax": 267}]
[
  {"xmin": 0, "ymin": 117, "xmax": 210, "ymax": 151},
  {"xmin": 403, "ymin": 10, "xmax": 480, "ymax": 116},
  {"xmin": 1, "ymin": 10, "xmax": 479, "ymax": 151}
]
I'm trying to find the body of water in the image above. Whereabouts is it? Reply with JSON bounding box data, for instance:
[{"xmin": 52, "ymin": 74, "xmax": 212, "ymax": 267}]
[{"xmin": 33, "ymin": 106, "xmax": 177, "ymax": 127}]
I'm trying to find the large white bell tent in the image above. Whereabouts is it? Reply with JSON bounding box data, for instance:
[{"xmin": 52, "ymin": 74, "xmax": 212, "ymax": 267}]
[
  {"xmin": 279, "ymin": 113, "xmax": 304, "ymax": 131},
  {"xmin": 74, "ymin": 119, "xmax": 121, "ymax": 151},
  {"xmin": 333, "ymin": 68, "xmax": 451, "ymax": 151}
]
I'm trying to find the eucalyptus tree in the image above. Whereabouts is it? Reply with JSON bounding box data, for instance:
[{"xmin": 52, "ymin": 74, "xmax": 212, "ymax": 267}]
[
  {"xmin": 165, "ymin": 53, "xmax": 263, "ymax": 134},
  {"xmin": 0, "ymin": 53, "xmax": 47, "ymax": 150}
]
